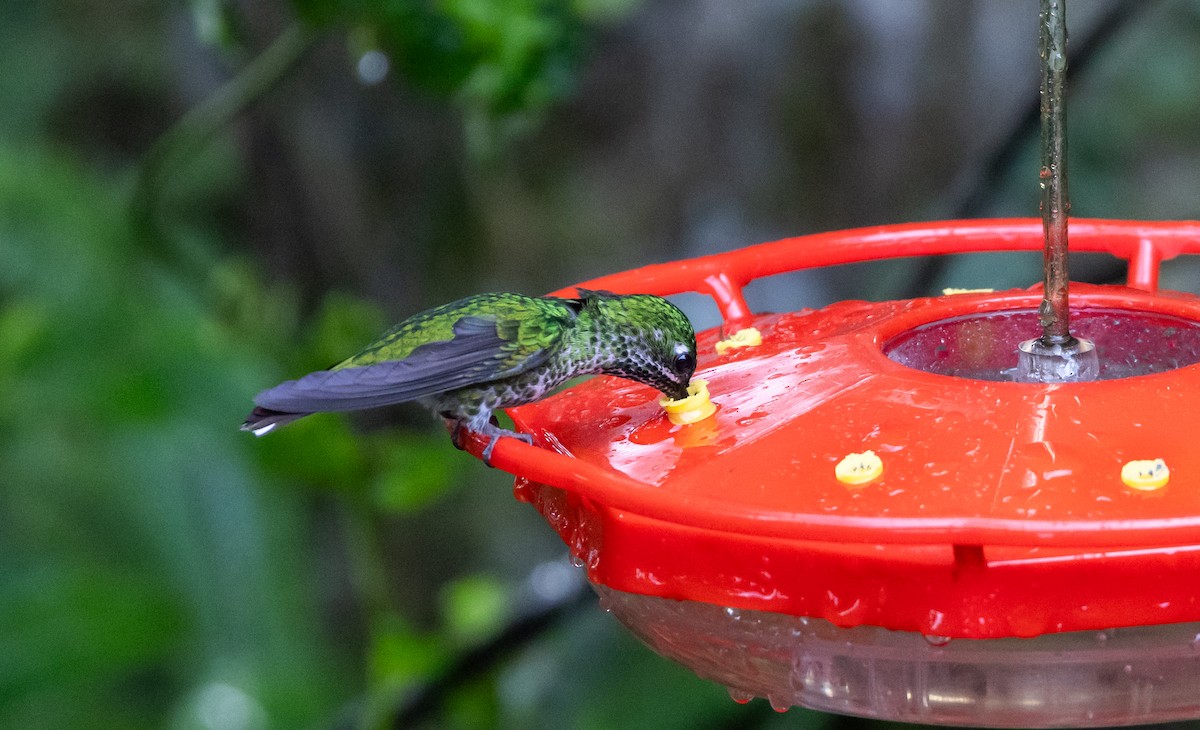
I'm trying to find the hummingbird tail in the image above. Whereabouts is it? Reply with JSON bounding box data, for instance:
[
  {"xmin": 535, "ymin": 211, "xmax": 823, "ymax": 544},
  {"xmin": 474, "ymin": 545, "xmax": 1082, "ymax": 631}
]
[{"xmin": 241, "ymin": 406, "xmax": 308, "ymax": 436}]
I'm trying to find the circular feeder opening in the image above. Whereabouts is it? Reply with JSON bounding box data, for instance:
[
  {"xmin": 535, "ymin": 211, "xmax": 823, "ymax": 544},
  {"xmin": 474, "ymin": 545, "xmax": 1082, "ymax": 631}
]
[{"xmin": 884, "ymin": 308, "xmax": 1200, "ymax": 380}]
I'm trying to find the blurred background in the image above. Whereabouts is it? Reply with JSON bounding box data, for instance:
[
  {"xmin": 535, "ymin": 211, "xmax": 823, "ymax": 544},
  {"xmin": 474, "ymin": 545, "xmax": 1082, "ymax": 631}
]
[{"xmin": 6, "ymin": 0, "xmax": 1200, "ymax": 728}]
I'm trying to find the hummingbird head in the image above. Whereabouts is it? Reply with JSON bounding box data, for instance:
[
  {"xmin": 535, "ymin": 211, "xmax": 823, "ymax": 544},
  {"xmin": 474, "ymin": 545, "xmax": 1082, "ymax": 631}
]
[{"xmin": 581, "ymin": 291, "xmax": 697, "ymax": 401}]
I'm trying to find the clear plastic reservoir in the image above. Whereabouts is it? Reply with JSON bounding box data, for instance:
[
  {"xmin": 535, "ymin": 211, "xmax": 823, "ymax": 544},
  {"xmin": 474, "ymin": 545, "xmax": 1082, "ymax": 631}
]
[{"xmin": 597, "ymin": 584, "xmax": 1200, "ymax": 727}]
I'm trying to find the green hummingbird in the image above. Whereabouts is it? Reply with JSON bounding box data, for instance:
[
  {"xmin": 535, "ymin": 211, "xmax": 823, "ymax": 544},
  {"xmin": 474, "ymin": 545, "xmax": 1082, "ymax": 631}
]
[{"xmin": 242, "ymin": 290, "xmax": 697, "ymax": 462}]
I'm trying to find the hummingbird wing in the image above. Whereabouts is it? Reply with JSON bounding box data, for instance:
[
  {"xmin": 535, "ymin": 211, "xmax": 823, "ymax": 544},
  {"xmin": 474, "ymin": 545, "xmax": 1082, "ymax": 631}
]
[{"xmin": 251, "ymin": 311, "xmax": 565, "ymax": 414}]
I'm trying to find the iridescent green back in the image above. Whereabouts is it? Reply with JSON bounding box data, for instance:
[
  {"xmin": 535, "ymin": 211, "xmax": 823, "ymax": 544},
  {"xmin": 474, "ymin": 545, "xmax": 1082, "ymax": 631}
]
[{"xmin": 336, "ymin": 292, "xmax": 578, "ymax": 370}]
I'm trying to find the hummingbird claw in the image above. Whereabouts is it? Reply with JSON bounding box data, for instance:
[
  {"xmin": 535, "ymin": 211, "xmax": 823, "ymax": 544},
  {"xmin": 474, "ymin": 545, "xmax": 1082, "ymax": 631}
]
[
  {"xmin": 446, "ymin": 420, "xmax": 465, "ymax": 451},
  {"xmin": 480, "ymin": 431, "xmax": 534, "ymax": 467},
  {"xmin": 481, "ymin": 435, "xmax": 501, "ymax": 466}
]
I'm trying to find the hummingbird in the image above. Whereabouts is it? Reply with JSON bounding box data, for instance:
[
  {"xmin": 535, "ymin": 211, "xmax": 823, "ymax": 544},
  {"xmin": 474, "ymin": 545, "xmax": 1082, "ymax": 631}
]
[{"xmin": 242, "ymin": 290, "xmax": 697, "ymax": 463}]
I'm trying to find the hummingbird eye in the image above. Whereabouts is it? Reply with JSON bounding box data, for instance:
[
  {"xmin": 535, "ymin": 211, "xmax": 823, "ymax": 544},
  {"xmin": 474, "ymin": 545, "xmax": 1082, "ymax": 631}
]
[{"xmin": 672, "ymin": 350, "xmax": 696, "ymax": 375}]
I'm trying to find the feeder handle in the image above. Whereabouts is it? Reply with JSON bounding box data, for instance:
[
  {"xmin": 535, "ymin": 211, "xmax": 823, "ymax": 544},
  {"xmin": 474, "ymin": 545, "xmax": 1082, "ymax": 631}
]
[{"xmin": 553, "ymin": 218, "xmax": 1200, "ymax": 320}]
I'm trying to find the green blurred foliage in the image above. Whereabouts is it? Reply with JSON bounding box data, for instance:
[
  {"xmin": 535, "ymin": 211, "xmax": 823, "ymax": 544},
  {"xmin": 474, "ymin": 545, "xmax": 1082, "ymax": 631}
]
[
  {"xmin": 0, "ymin": 143, "xmax": 339, "ymax": 726},
  {"xmin": 0, "ymin": 2, "xmax": 698, "ymax": 727},
  {"xmin": 292, "ymin": 0, "xmax": 592, "ymax": 157},
  {"xmin": 440, "ymin": 575, "xmax": 511, "ymax": 644}
]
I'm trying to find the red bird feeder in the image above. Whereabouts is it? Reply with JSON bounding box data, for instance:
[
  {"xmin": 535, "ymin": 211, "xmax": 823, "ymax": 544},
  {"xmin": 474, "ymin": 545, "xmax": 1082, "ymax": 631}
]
[{"xmin": 462, "ymin": 218, "xmax": 1200, "ymax": 727}]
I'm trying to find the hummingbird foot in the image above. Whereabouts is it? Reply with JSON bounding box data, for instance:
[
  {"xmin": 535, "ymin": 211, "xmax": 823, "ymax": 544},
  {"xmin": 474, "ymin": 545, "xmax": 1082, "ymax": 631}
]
[
  {"xmin": 444, "ymin": 415, "xmax": 533, "ymax": 465},
  {"xmin": 477, "ymin": 425, "xmax": 535, "ymax": 465},
  {"xmin": 480, "ymin": 430, "xmax": 534, "ymax": 467}
]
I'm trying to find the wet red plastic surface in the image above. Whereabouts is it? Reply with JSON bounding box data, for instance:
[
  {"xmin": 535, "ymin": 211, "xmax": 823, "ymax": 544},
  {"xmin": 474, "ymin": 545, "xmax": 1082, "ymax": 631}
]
[{"xmin": 461, "ymin": 219, "xmax": 1200, "ymax": 639}]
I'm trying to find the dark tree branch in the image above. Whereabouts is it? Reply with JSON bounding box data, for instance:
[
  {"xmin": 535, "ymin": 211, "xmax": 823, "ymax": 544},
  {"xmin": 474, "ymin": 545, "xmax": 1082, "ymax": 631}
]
[{"xmin": 385, "ymin": 580, "xmax": 595, "ymax": 729}]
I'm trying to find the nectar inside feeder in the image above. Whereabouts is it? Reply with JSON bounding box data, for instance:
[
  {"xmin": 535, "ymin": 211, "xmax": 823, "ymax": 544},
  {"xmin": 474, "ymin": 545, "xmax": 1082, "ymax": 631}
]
[{"xmin": 459, "ymin": 219, "xmax": 1200, "ymax": 727}]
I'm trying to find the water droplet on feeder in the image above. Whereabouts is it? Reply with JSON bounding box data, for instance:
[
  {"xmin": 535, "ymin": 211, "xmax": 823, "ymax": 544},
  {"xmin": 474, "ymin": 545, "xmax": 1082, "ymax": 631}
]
[
  {"xmin": 923, "ymin": 634, "xmax": 953, "ymax": 647},
  {"xmin": 726, "ymin": 687, "xmax": 755, "ymax": 704},
  {"xmin": 1038, "ymin": 300, "xmax": 1055, "ymax": 329},
  {"xmin": 768, "ymin": 694, "xmax": 792, "ymax": 713}
]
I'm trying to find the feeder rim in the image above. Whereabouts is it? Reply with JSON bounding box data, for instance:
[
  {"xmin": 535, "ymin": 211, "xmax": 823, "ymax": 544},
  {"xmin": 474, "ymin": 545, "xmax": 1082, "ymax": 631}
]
[{"xmin": 462, "ymin": 429, "xmax": 1200, "ymax": 548}]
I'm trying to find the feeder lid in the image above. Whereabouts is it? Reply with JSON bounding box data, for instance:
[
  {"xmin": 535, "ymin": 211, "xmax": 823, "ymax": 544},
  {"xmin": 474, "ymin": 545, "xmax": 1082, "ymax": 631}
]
[{"xmin": 467, "ymin": 219, "xmax": 1200, "ymax": 639}]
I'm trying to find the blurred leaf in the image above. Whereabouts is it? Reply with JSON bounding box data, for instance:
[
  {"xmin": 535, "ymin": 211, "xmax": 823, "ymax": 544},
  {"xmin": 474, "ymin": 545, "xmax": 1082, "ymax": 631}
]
[
  {"xmin": 0, "ymin": 142, "xmax": 347, "ymax": 728},
  {"xmin": 306, "ymin": 290, "xmax": 390, "ymax": 370},
  {"xmin": 0, "ymin": 299, "xmax": 50, "ymax": 370},
  {"xmin": 207, "ymin": 258, "xmax": 301, "ymax": 361},
  {"xmin": 288, "ymin": 0, "xmax": 592, "ymax": 157},
  {"xmin": 0, "ymin": 567, "xmax": 182, "ymax": 694},
  {"xmin": 443, "ymin": 675, "xmax": 503, "ymax": 729},
  {"xmin": 440, "ymin": 574, "xmax": 511, "ymax": 645},
  {"xmin": 368, "ymin": 612, "xmax": 444, "ymax": 689},
  {"xmin": 254, "ymin": 416, "xmax": 372, "ymax": 492},
  {"xmin": 190, "ymin": 0, "xmax": 241, "ymax": 51},
  {"xmin": 371, "ymin": 431, "xmax": 466, "ymax": 512}
]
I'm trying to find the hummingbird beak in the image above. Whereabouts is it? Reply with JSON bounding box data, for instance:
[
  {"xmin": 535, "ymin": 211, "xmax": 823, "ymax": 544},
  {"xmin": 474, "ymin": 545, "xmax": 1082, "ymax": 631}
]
[{"xmin": 667, "ymin": 382, "xmax": 691, "ymax": 401}]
